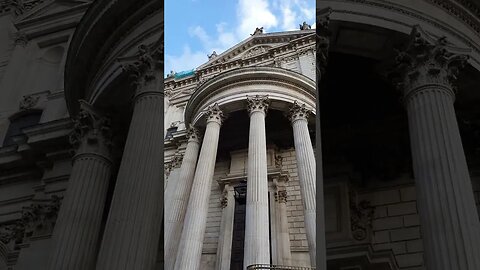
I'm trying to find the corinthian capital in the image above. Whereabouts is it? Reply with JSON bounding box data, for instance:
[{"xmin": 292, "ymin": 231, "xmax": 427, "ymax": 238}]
[
  {"xmin": 205, "ymin": 103, "xmax": 226, "ymax": 125},
  {"xmin": 124, "ymin": 43, "xmax": 162, "ymax": 88},
  {"xmin": 187, "ymin": 124, "xmax": 201, "ymax": 143},
  {"xmin": 393, "ymin": 26, "xmax": 470, "ymax": 99},
  {"xmin": 246, "ymin": 95, "xmax": 270, "ymax": 115},
  {"xmin": 288, "ymin": 101, "xmax": 312, "ymax": 123},
  {"xmin": 69, "ymin": 100, "xmax": 112, "ymax": 157}
]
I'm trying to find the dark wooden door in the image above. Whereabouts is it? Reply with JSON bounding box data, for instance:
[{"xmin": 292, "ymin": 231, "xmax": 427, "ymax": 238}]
[{"xmin": 230, "ymin": 188, "xmax": 247, "ymax": 270}]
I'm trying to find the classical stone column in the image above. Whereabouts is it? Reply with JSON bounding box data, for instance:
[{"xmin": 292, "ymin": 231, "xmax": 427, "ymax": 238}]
[
  {"xmin": 216, "ymin": 184, "xmax": 235, "ymax": 270},
  {"xmin": 47, "ymin": 101, "xmax": 112, "ymax": 270},
  {"xmin": 165, "ymin": 126, "xmax": 201, "ymax": 270},
  {"xmin": 314, "ymin": 8, "xmax": 331, "ymax": 269},
  {"xmin": 174, "ymin": 104, "xmax": 225, "ymax": 270},
  {"xmin": 288, "ymin": 101, "xmax": 316, "ymax": 266},
  {"xmin": 244, "ymin": 95, "xmax": 270, "ymax": 267},
  {"xmin": 95, "ymin": 44, "xmax": 164, "ymax": 270},
  {"xmin": 395, "ymin": 26, "xmax": 480, "ymax": 270}
]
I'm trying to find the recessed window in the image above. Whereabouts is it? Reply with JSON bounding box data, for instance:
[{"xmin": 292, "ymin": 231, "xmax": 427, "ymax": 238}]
[{"xmin": 3, "ymin": 111, "xmax": 42, "ymax": 146}]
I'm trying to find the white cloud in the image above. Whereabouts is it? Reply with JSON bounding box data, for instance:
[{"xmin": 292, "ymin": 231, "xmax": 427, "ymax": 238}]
[
  {"xmin": 166, "ymin": 0, "xmax": 315, "ymax": 74},
  {"xmin": 165, "ymin": 45, "xmax": 206, "ymax": 74},
  {"xmin": 236, "ymin": 0, "xmax": 278, "ymax": 38}
]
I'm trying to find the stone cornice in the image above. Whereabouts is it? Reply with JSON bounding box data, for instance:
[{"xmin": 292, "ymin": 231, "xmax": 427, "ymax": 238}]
[{"xmin": 164, "ymin": 32, "xmax": 315, "ymax": 91}]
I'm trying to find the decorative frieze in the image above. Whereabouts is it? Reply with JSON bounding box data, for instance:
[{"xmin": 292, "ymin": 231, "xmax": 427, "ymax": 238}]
[{"xmin": 0, "ymin": 195, "xmax": 61, "ymax": 248}]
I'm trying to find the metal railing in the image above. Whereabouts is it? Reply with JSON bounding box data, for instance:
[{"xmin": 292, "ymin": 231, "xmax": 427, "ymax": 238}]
[{"xmin": 247, "ymin": 264, "xmax": 316, "ymax": 270}]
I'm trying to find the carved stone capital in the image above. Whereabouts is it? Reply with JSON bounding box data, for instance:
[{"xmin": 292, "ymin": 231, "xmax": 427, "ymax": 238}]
[
  {"xmin": 246, "ymin": 95, "xmax": 270, "ymax": 116},
  {"xmin": 393, "ymin": 26, "xmax": 470, "ymax": 101},
  {"xmin": 124, "ymin": 43, "xmax": 162, "ymax": 92},
  {"xmin": 187, "ymin": 124, "xmax": 201, "ymax": 143},
  {"xmin": 288, "ymin": 101, "xmax": 311, "ymax": 123},
  {"xmin": 69, "ymin": 101, "xmax": 113, "ymax": 158},
  {"xmin": 205, "ymin": 103, "xmax": 226, "ymax": 125}
]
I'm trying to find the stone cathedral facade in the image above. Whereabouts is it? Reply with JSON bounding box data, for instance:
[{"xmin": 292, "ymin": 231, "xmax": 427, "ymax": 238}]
[
  {"xmin": 0, "ymin": 0, "xmax": 480, "ymax": 270},
  {"xmin": 163, "ymin": 27, "xmax": 317, "ymax": 270}
]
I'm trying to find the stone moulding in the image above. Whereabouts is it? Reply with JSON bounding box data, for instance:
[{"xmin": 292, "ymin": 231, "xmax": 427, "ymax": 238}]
[{"xmin": 184, "ymin": 66, "xmax": 316, "ymax": 127}]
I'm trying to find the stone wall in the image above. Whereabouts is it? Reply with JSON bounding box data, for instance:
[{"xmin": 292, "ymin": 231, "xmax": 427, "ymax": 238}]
[{"xmin": 359, "ymin": 184, "xmax": 424, "ymax": 270}]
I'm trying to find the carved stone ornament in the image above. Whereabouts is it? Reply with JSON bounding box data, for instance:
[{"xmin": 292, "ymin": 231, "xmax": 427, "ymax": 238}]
[
  {"xmin": 251, "ymin": 27, "xmax": 264, "ymax": 36},
  {"xmin": 317, "ymin": 8, "xmax": 332, "ymax": 76},
  {"xmin": 393, "ymin": 26, "xmax": 470, "ymax": 99},
  {"xmin": 246, "ymin": 95, "xmax": 270, "ymax": 115},
  {"xmin": 350, "ymin": 198, "xmax": 375, "ymax": 241},
  {"xmin": 208, "ymin": 51, "xmax": 218, "ymax": 60},
  {"xmin": 287, "ymin": 101, "xmax": 312, "ymax": 123},
  {"xmin": 123, "ymin": 41, "xmax": 162, "ymax": 87},
  {"xmin": 220, "ymin": 190, "xmax": 228, "ymax": 208},
  {"xmin": 205, "ymin": 103, "xmax": 226, "ymax": 124},
  {"xmin": 242, "ymin": 46, "xmax": 270, "ymax": 59},
  {"xmin": 187, "ymin": 124, "xmax": 201, "ymax": 143},
  {"xmin": 299, "ymin": 21, "xmax": 311, "ymax": 30},
  {"xmin": 274, "ymin": 155, "xmax": 283, "ymax": 168},
  {"xmin": 275, "ymin": 190, "xmax": 288, "ymax": 203},
  {"xmin": 69, "ymin": 101, "xmax": 112, "ymax": 154},
  {"xmin": 0, "ymin": 195, "xmax": 62, "ymax": 249},
  {"xmin": 19, "ymin": 95, "xmax": 39, "ymax": 110}
]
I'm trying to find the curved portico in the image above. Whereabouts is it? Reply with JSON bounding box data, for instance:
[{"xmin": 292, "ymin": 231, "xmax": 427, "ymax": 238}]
[{"xmin": 167, "ymin": 66, "xmax": 319, "ymax": 269}]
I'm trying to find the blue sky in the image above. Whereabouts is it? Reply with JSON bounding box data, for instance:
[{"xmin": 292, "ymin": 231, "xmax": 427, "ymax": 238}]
[{"xmin": 165, "ymin": 0, "xmax": 315, "ymax": 76}]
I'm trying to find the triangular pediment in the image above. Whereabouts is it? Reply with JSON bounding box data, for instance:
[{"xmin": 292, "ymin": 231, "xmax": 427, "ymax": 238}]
[
  {"xmin": 197, "ymin": 29, "xmax": 315, "ymax": 70},
  {"xmin": 15, "ymin": 0, "xmax": 90, "ymax": 22}
]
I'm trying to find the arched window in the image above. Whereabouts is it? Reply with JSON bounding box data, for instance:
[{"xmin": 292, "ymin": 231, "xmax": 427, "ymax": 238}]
[{"xmin": 3, "ymin": 110, "xmax": 42, "ymax": 146}]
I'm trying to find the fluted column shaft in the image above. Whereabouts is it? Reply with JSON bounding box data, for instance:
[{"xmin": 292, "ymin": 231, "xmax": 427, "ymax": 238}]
[
  {"xmin": 406, "ymin": 87, "xmax": 480, "ymax": 269},
  {"xmin": 289, "ymin": 102, "xmax": 316, "ymax": 266},
  {"xmin": 244, "ymin": 96, "xmax": 270, "ymax": 267},
  {"xmin": 397, "ymin": 26, "xmax": 480, "ymax": 270},
  {"xmin": 96, "ymin": 66, "xmax": 164, "ymax": 269},
  {"xmin": 174, "ymin": 104, "xmax": 225, "ymax": 270},
  {"xmin": 48, "ymin": 102, "xmax": 112, "ymax": 270},
  {"xmin": 165, "ymin": 127, "xmax": 201, "ymax": 270}
]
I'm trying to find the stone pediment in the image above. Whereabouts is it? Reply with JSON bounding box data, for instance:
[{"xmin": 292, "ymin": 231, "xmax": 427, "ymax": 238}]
[
  {"xmin": 197, "ymin": 29, "xmax": 315, "ymax": 70},
  {"xmin": 15, "ymin": 0, "xmax": 90, "ymax": 22}
]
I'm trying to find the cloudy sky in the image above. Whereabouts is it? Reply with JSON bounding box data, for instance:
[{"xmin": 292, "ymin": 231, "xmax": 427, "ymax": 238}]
[{"xmin": 165, "ymin": 0, "xmax": 315, "ymax": 76}]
